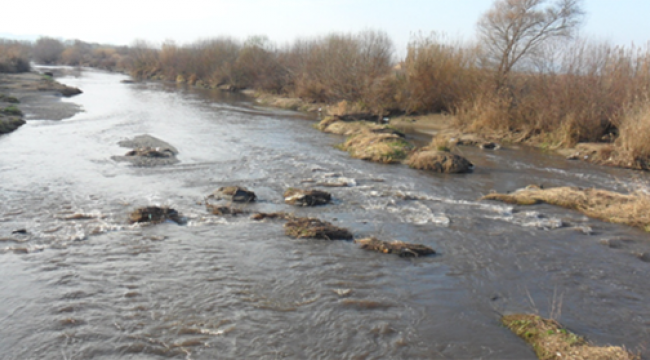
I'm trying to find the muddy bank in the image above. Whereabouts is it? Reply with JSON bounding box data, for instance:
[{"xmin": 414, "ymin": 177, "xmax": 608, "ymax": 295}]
[{"xmin": 0, "ymin": 71, "xmax": 82, "ymax": 126}]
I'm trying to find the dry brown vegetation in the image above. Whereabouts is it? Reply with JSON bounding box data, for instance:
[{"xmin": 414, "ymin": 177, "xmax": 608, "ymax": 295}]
[
  {"xmin": 407, "ymin": 149, "xmax": 473, "ymax": 173},
  {"xmin": 340, "ymin": 132, "xmax": 413, "ymax": 164},
  {"xmin": 482, "ymin": 185, "xmax": 650, "ymax": 230},
  {"xmin": 0, "ymin": 40, "xmax": 30, "ymax": 73},
  {"xmin": 502, "ymin": 314, "xmax": 637, "ymax": 360}
]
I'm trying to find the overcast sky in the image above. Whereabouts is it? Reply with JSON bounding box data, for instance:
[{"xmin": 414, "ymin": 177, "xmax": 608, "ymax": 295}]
[{"xmin": 2, "ymin": 0, "xmax": 649, "ymax": 51}]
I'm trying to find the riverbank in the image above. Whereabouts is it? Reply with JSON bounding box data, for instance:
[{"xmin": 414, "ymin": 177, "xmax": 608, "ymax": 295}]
[
  {"xmin": 245, "ymin": 90, "xmax": 648, "ymax": 172},
  {"xmin": 0, "ymin": 70, "xmax": 82, "ymax": 134}
]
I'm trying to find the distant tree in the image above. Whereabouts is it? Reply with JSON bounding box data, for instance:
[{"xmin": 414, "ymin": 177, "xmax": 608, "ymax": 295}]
[
  {"xmin": 33, "ymin": 37, "xmax": 65, "ymax": 64},
  {"xmin": 477, "ymin": 0, "xmax": 584, "ymax": 86}
]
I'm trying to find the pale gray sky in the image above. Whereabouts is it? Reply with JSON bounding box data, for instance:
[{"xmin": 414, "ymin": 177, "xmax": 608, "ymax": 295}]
[{"xmin": 2, "ymin": 0, "xmax": 649, "ymax": 51}]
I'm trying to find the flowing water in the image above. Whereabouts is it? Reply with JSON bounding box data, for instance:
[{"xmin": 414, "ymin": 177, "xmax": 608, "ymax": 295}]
[{"xmin": 1, "ymin": 68, "xmax": 649, "ymax": 359}]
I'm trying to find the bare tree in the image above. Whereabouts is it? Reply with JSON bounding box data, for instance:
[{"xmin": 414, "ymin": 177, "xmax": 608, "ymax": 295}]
[{"xmin": 477, "ymin": 0, "xmax": 584, "ymax": 85}]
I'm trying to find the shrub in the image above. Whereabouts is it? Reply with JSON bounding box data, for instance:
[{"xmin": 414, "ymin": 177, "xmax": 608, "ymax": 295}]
[{"xmin": 0, "ymin": 40, "xmax": 30, "ymax": 73}]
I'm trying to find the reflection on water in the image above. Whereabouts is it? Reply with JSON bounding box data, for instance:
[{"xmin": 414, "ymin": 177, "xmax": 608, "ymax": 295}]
[{"xmin": 0, "ymin": 68, "xmax": 649, "ymax": 359}]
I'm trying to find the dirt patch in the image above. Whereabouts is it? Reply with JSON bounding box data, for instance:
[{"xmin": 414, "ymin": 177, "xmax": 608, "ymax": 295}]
[
  {"xmin": 284, "ymin": 217, "xmax": 353, "ymax": 240},
  {"xmin": 355, "ymin": 237, "xmax": 435, "ymax": 257},
  {"xmin": 284, "ymin": 188, "xmax": 331, "ymax": 206},
  {"xmin": 341, "ymin": 133, "xmax": 414, "ymax": 164},
  {"xmin": 113, "ymin": 135, "xmax": 179, "ymax": 166},
  {"xmin": 210, "ymin": 186, "xmax": 257, "ymax": 203},
  {"xmin": 129, "ymin": 206, "xmax": 183, "ymax": 224},
  {"xmin": 481, "ymin": 185, "xmax": 650, "ymax": 230},
  {"xmin": 502, "ymin": 314, "xmax": 637, "ymax": 360},
  {"xmin": 407, "ymin": 150, "xmax": 473, "ymax": 173}
]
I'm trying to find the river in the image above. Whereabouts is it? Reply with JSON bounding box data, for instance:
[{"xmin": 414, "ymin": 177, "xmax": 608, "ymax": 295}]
[{"xmin": 1, "ymin": 68, "xmax": 648, "ymax": 359}]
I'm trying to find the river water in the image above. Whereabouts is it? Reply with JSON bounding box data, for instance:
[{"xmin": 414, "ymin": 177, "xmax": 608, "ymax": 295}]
[{"xmin": 1, "ymin": 68, "xmax": 649, "ymax": 359}]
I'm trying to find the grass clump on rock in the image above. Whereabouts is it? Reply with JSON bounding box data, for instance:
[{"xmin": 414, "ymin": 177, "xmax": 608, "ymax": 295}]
[
  {"xmin": 284, "ymin": 188, "xmax": 331, "ymax": 206},
  {"xmin": 407, "ymin": 149, "xmax": 473, "ymax": 173},
  {"xmin": 340, "ymin": 133, "xmax": 413, "ymax": 164},
  {"xmin": 502, "ymin": 314, "xmax": 637, "ymax": 360},
  {"xmin": 355, "ymin": 237, "xmax": 435, "ymax": 257},
  {"xmin": 129, "ymin": 206, "xmax": 182, "ymax": 224},
  {"xmin": 1, "ymin": 105, "xmax": 23, "ymax": 116},
  {"xmin": 481, "ymin": 185, "xmax": 650, "ymax": 230},
  {"xmin": 284, "ymin": 217, "xmax": 353, "ymax": 240}
]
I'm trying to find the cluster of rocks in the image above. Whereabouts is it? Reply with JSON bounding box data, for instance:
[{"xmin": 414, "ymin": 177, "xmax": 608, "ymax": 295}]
[{"xmin": 128, "ymin": 184, "xmax": 435, "ymax": 258}]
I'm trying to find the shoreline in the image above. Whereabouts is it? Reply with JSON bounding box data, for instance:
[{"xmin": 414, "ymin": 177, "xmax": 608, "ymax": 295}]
[
  {"xmin": 0, "ymin": 70, "xmax": 82, "ymax": 134},
  {"xmin": 244, "ymin": 90, "xmax": 638, "ymax": 171}
]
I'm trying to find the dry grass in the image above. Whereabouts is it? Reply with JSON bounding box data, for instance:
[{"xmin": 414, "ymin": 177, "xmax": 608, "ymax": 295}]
[
  {"xmin": 340, "ymin": 133, "xmax": 413, "ymax": 163},
  {"xmin": 284, "ymin": 217, "xmax": 353, "ymax": 240},
  {"xmin": 502, "ymin": 314, "xmax": 637, "ymax": 360},
  {"xmin": 407, "ymin": 150, "xmax": 473, "ymax": 173},
  {"xmin": 615, "ymin": 100, "xmax": 650, "ymax": 170},
  {"xmin": 355, "ymin": 237, "xmax": 435, "ymax": 257},
  {"xmin": 0, "ymin": 40, "xmax": 30, "ymax": 73},
  {"xmin": 398, "ymin": 33, "xmax": 482, "ymax": 114},
  {"xmin": 482, "ymin": 185, "xmax": 650, "ymax": 230}
]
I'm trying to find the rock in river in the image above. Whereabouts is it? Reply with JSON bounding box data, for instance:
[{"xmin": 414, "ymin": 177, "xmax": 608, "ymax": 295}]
[
  {"xmin": 210, "ymin": 186, "xmax": 256, "ymax": 203},
  {"xmin": 284, "ymin": 188, "xmax": 331, "ymax": 206},
  {"xmin": 355, "ymin": 237, "xmax": 435, "ymax": 257}
]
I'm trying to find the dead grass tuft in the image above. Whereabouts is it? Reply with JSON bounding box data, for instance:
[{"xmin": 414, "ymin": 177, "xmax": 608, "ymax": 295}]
[
  {"xmin": 482, "ymin": 185, "xmax": 650, "ymax": 230},
  {"xmin": 284, "ymin": 217, "xmax": 353, "ymax": 240},
  {"xmin": 615, "ymin": 100, "xmax": 650, "ymax": 170},
  {"xmin": 340, "ymin": 133, "xmax": 413, "ymax": 163},
  {"xmin": 355, "ymin": 237, "xmax": 435, "ymax": 257},
  {"xmin": 502, "ymin": 314, "xmax": 637, "ymax": 360},
  {"xmin": 407, "ymin": 150, "xmax": 473, "ymax": 173}
]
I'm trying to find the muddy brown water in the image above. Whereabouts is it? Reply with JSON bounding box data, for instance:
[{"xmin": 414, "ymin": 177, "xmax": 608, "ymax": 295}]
[{"xmin": 1, "ymin": 68, "xmax": 649, "ymax": 359}]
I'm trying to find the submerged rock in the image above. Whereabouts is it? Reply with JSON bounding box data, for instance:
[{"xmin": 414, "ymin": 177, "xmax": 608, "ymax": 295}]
[
  {"xmin": 129, "ymin": 206, "xmax": 182, "ymax": 224},
  {"xmin": 206, "ymin": 204, "xmax": 246, "ymax": 216},
  {"xmin": 284, "ymin": 217, "xmax": 353, "ymax": 240},
  {"xmin": 355, "ymin": 237, "xmax": 435, "ymax": 257},
  {"xmin": 407, "ymin": 150, "xmax": 473, "ymax": 173},
  {"xmin": 114, "ymin": 135, "xmax": 179, "ymax": 166},
  {"xmin": 284, "ymin": 188, "xmax": 331, "ymax": 206},
  {"xmin": 210, "ymin": 186, "xmax": 256, "ymax": 203},
  {"xmin": 251, "ymin": 212, "xmax": 294, "ymax": 221}
]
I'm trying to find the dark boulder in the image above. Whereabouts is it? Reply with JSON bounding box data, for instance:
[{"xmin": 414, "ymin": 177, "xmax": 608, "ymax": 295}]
[
  {"xmin": 355, "ymin": 237, "xmax": 435, "ymax": 257},
  {"xmin": 284, "ymin": 188, "xmax": 331, "ymax": 206},
  {"xmin": 211, "ymin": 186, "xmax": 256, "ymax": 203}
]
